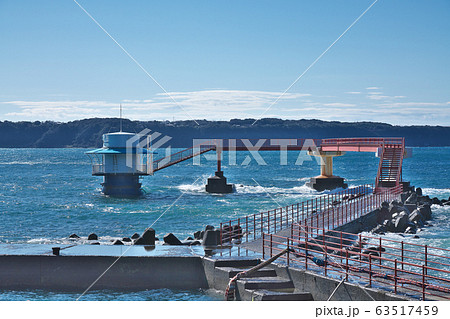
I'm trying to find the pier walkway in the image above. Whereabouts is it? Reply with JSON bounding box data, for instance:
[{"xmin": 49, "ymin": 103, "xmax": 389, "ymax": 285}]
[{"xmin": 217, "ymin": 185, "xmax": 450, "ymax": 300}]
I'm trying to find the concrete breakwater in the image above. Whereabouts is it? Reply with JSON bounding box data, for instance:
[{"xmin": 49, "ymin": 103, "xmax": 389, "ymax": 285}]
[{"xmin": 0, "ymin": 247, "xmax": 410, "ymax": 301}]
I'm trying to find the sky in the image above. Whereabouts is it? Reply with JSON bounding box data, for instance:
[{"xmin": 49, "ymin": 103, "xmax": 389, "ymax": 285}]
[{"xmin": 0, "ymin": 0, "xmax": 449, "ymax": 125}]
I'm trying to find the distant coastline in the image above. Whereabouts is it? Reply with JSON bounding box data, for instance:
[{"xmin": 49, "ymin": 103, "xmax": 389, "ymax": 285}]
[{"xmin": 0, "ymin": 118, "xmax": 449, "ymax": 148}]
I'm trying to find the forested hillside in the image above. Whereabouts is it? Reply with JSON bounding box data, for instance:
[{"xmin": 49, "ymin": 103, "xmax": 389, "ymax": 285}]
[{"xmin": 0, "ymin": 118, "xmax": 448, "ymax": 148}]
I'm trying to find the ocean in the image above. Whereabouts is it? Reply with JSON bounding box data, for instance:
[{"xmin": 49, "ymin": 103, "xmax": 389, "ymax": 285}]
[{"xmin": 0, "ymin": 147, "xmax": 449, "ymax": 300}]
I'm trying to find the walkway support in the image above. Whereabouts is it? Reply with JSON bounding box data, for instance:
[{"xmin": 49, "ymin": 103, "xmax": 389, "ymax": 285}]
[
  {"xmin": 206, "ymin": 149, "xmax": 234, "ymax": 193},
  {"xmin": 306, "ymin": 151, "xmax": 347, "ymax": 191}
]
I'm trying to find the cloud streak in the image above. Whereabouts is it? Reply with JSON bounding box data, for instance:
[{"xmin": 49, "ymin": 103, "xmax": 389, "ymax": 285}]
[
  {"xmin": 1, "ymin": 88, "xmax": 449, "ymax": 125},
  {"xmin": 2, "ymin": 90, "xmax": 311, "ymax": 121}
]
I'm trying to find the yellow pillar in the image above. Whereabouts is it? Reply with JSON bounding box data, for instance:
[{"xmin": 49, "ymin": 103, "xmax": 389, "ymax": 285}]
[{"xmin": 308, "ymin": 151, "xmax": 345, "ymax": 178}]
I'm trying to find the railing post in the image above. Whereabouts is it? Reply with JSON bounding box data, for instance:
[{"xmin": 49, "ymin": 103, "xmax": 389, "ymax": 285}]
[
  {"xmin": 305, "ymin": 226, "xmax": 308, "ymax": 270},
  {"xmin": 328, "ymin": 205, "xmax": 330, "ymax": 229},
  {"xmin": 324, "ymin": 244, "xmax": 327, "ymax": 276},
  {"xmin": 246, "ymin": 216, "xmax": 248, "ymax": 242},
  {"xmin": 220, "ymin": 223, "xmax": 223, "ymax": 246},
  {"xmin": 253, "ymin": 214, "xmax": 256, "ymax": 240},
  {"xmin": 287, "ymin": 205, "xmax": 290, "ymax": 225},
  {"xmin": 270, "ymin": 234, "xmax": 273, "ymax": 258},
  {"xmin": 274, "ymin": 209, "xmax": 277, "ymax": 233},
  {"xmin": 425, "ymin": 245, "xmax": 428, "ymax": 276},
  {"xmin": 261, "ymin": 212, "xmax": 263, "ymax": 236},
  {"xmin": 332, "ymin": 207, "xmax": 335, "ymax": 229},
  {"xmin": 345, "ymin": 249, "xmax": 349, "ymax": 281},
  {"xmin": 422, "ymin": 265, "xmax": 426, "ymax": 301},
  {"xmin": 401, "ymin": 241, "xmax": 404, "ymax": 271},
  {"xmin": 267, "ymin": 211, "xmax": 270, "ymax": 233},
  {"xmin": 316, "ymin": 215, "xmax": 319, "ymax": 235},
  {"xmin": 302, "ymin": 202, "xmax": 304, "ymax": 220},
  {"xmin": 379, "ymin": 237, "xmax": 382, "ymax": 265},
  {"xmin": 394, "ymin": 259, "xmax": 398, "ymax": 294},
  {"xmin": 298, "ymin": 220, "xmax": 301, "ymax": 241},
  {"xmin": 287, "ymin": 238, "xmax": 290, "ymax": 267},
  {"xmin": 359, "ymin": 234, "xmax": 362, "ymax": 261},
  {"xmin": 262, "ymin": 233, "xmax": 265, "ymax": 259},
  {"xmin": 369, "ymin": 254, "xmax": 372, "ymax": 287},
  {"xmin": 322, "ymin": 213, "xmax": 325, "ymax": 231}
]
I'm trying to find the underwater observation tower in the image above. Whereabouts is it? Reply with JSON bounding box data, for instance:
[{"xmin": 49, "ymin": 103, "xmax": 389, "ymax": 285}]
[{"xmin": 86, "ymin": 132, "xmax": 152, "ymax": 197}]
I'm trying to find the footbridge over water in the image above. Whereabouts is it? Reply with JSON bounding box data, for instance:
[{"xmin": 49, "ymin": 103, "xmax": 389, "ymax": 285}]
[
  {"xmin": 87, "ymin": 135, "xmax": 409, "ymax": 196},
  {"xmin": 147, "ymin": 137, "xmax": 408, "ymax": 194}
]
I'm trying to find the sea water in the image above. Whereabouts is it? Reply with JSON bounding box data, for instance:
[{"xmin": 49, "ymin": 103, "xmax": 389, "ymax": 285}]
[{"xmin": 0, "ymin": 147, "xmax": 449, "ymax": 300}]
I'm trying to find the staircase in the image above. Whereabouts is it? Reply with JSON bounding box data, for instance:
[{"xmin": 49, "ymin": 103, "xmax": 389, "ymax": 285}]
[
  {"xmin": 376, "ymin": 144, "xmax": 404, "ymax": 189},
  {"xmin": 211, "ymin": 258, "xmax": 313, "ymax": 301}
]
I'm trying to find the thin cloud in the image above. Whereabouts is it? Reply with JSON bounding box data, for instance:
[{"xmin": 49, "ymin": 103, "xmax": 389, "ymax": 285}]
[
  {"xmin": 2, "ymin": 90, "xmax": 448, "ymax": 125},
  {"xmin": 323, "ymin": 103, "xmax": 357, "ymax": 107},
  {"xmin": 2, "ymin": 90, "xmax": 311, "ymax": 121}
]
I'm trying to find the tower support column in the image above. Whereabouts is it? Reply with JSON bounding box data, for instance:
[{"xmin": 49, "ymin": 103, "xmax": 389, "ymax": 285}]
[
  {"xmin": 205, "ymin": 149, "xmax": 234, "ymax": 193},
  {"xmin": 306, "ymin": 151, "xmax": 348, "ymax": 191},
  {"xmin": 102, "ymin": 174, "xmax": 142, "ymax": 197}
]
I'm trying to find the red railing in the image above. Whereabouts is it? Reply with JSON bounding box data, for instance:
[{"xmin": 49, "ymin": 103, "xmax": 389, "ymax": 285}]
[
  {"xmin": 152, "ymin": 140, "xmax": 216, "ymax": 172},
  {"xmin": 262, "ymin": 225, "xmax": 450, "ymax": 300},
  {"xmin": 321, "ymin": 137, "xmax": 404, "ymax": 148},
  {"xmin": 396, "ymin": 138, "xmax": 405, "ymax": 186},
  {"xmin": 219, "ymin": 185, "xmax": 402, "ymax": 246}
]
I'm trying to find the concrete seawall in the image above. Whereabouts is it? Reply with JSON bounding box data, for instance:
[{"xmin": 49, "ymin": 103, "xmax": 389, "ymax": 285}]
[
  {"xmin": 0, "ymin": 255, "xmax": 208, "ymax": 291},
  {"xmin": 0, "ymin": 251, "xmax": 414, "ymax": 300},
  {"xmin": 266, "ymin": 264, "xmax": 408, "ymax": 301}
]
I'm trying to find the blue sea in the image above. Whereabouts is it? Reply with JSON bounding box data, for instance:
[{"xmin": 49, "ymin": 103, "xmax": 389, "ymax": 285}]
[{"xmin": 0, "ymin": 147, "xmax": 449, "ymax": 300}]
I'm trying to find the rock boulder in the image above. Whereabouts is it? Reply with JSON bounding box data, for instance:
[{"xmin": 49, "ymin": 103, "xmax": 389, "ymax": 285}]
[{"xmin": 163, "ymin": 233, "xmax": 183, "ymax": 245}]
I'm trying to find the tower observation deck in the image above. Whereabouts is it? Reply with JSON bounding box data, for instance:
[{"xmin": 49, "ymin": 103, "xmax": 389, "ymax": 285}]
[{"xmin": 86, "ymin": 132, "xmax": 152, "ymax": 197}]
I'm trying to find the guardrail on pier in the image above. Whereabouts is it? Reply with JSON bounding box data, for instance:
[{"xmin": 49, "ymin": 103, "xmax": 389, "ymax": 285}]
[
  {"xmin": 219, "ymin": 184, "xmax": 403, "ymax": 246},
  {"xmin": 92, "ymin": 164, "xmax": 149, "ymax": 175},
  {"xmin": 262, "ymin": 225, "xmax": 450, "ymax": 300}
]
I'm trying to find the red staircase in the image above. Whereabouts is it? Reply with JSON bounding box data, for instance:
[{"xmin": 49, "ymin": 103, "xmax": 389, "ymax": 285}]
[
  {"xmin": 320, "ymin": 137, "xmax": 405, "ymax": 192},
  {"xmin": 375, "ymin": 142, "xmax": 404, "ymax": 189}
]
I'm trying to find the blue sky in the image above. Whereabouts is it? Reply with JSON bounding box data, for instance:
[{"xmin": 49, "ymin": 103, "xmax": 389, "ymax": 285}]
[{"xmin": 0, "ymin": 0, "xmax": 449, "ymax": 125}]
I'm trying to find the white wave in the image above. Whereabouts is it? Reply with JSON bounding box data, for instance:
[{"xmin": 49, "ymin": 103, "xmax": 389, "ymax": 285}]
[
  {"xmin": 175, "ymin": 181, "xmax": 351, "ymax": 196},
  {"xmin": 421, "ymin": 188, "xmax": 450, "ymax": 199},
  {"xmin": 26, "ymin": 235, "xmax": 134, "ymax": 246},
  {"xmin": 177, "ymin": 184, "xmax": 206, "ymax": 193}
]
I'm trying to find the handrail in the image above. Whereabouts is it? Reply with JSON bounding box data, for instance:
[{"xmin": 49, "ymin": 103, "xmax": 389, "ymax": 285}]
[
  {"xmin": 262, "ymin": 228, "xmax": 450, "ymax": 300},
  {"xmin": 152, "ymin": 140, "xmax": 217, "ymax": 172},
  {"xmin": 321, "ymin": 137, "xmax": 404, "ymax": 146},
  {"xmin": 219, "ymin": 185, "xmax": 402, "ymax": 246}
]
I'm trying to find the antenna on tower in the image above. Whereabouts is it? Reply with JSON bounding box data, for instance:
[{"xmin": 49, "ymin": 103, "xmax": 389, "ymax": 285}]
[{"xmin": 119, "ymin": 103, "xmax": 123, "ymax": 132}]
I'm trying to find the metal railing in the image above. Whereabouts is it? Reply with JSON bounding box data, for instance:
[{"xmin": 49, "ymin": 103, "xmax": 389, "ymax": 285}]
[
  {"xmin": 262, "ymin": 225, "xmax": 450, "ymax": 300},
  {"xmin": 152, "ymin": 141, "xmax": 216, "ymax": 172},
  {"xmin": 92, "ymin": 164, "xmax": 149, "ymax": 175},
  {"xmin": 219, "ymin": 185, "xmax": 403, "ymax": 246},
  {"xmin": 321, "ymin": 137, "xmax": 404, "ymax": 147}
]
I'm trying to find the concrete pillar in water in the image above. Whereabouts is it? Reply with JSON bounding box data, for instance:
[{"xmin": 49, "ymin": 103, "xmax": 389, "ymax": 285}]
[
  {"xmin": 205, "ymin": 149, "xmax": 234, "ymax": 193},
  {"xmin": 306, "ymin": 151, "xmax": 348, "ymax": 191}
]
